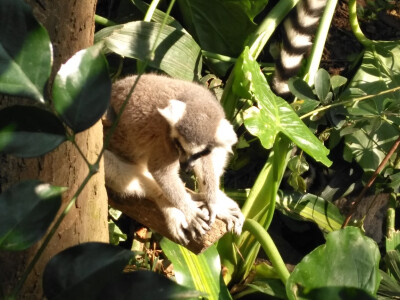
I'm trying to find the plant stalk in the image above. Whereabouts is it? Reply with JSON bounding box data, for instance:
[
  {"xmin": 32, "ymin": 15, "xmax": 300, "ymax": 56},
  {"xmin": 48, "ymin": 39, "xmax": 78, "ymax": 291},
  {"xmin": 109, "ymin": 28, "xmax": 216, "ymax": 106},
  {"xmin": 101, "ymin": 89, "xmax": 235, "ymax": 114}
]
[{"xmin": 243, "ymin": 219, "xmax": 290, "ymax": 284}]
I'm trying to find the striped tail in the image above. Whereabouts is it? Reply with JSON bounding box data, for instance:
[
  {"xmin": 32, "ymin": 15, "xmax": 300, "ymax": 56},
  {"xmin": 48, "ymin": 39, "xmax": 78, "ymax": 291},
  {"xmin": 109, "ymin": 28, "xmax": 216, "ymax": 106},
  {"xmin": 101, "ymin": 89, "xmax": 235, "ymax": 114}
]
[{"xmin": 272, "ymin": 0, "xmax": 328, "ymax": 99}]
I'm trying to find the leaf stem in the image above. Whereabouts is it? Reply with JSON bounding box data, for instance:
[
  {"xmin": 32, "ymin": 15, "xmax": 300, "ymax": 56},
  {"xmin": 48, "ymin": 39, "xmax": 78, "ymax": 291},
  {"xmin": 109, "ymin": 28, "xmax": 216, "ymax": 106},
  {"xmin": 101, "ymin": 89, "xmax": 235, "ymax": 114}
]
[
  {"xmin": 248, "ymin": 0, "xmax": 300, "ymax": 58},
  {"xmin": 300, "ymin": 86, "xmax": 400, "ymax": 120},
  {"xmin": 243, "ymin": 219, "xmax": 290, "ymax": 284},
  {"xmin": 348, "ymin": 0, "xmax": 372, "ymax": 47},
  {"xmin": 304, "ymin": 0, "xmax": 337, "ymax": 85},
  {"xmin": 143, "ymin": 0, "xmax": 161, "ymax": 22},
  {"xmin": 94, "ymin": 14, "xmax": 117, "ymax": 27},
  {"xmin": 342, "ymin": 135, "xmax": 400, "ymax": 228}
]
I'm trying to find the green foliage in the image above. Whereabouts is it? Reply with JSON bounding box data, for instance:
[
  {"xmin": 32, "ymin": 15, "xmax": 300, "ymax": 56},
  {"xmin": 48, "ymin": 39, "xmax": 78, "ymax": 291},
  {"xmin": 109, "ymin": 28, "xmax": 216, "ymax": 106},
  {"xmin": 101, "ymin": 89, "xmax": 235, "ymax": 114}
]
[
  {"xmin": 277, "ymin": 192, "xmax": 344, "ymax": 232},
  {"xmin": 342, "ymin": 41, "xmax": 400, "ymax": 173},
  {"xmin": 237, "ymin": 49, "xmax": 331, "ymax": 167},
  {"xmin": 0, "ymin": 106, "xmax": 66, "ymax": 157},
  {"xmin": 287, "ymin": 227, "xmax": 381, "ymax": 300},
  {"xmin": 0, "ymin": 0, "xmax": 51, "ymax": 103},
  {"xmin": 95, "ymin": 21, "xmax": 202, "ymax": 81},
  {"xmin": 161, "ymin": 239, "xmax": 230, "ymax": 299},
  {"xmin": 0, "ymin": 180, "xmax": 64, "ymax": 251},
  {"xmin": 1, "ymin": 0, "xmax": 400, "ymax": 299},
  {"xmin": 176, "ymin": 0, "xmax": 268, "ymax": 58},
  {"xmin": 53, "ymin": 44, "xmax": 111, "ymax": 133}
]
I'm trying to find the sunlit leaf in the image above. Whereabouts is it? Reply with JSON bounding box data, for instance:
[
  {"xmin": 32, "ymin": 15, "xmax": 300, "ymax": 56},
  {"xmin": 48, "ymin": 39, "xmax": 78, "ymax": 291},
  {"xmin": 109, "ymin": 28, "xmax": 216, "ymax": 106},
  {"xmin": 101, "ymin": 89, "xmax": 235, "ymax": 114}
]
[
  {"xmin": 276, "ymin": 192, "xmax": 344, "ymax": 233},
  {"xmin": 95, "ymin": 21, "xmax": 202, "ymax": 81},
  {"xmin": 343, "ymin": 41, "xmax": 400, "ymax": 172},
  {"xmin": 0, "ymin": 180, "xmax": 64, "ymax": 251},
  {"xmin": 0, "ymin": 0, "xmax": 51, "ymax": 103},
  {"xmin": 0, "ymin": 106, "xmax": 66, "ymax": 157},
  {"xmin": 160, "ymin": 238, "xmax": 230, "ymax": 299},
  {"xmin": 53, "ymin": 44, "xmax": 111, "ymax": 133},
  {"xmin": 237, "ymin": 48, "xmax": 332, "ymax": 166}
]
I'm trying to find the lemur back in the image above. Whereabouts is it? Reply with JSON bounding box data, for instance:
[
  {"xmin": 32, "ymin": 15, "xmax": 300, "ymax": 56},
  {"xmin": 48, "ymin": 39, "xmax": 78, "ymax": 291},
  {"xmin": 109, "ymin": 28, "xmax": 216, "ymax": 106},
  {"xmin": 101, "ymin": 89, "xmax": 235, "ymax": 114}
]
[
  {"xmin": 104, "ymin": 74, "xmax": 243, "ymax": 244},
  {"xmin": 272, "ymin": 0, "xmax": 328, "ymax": 99}
]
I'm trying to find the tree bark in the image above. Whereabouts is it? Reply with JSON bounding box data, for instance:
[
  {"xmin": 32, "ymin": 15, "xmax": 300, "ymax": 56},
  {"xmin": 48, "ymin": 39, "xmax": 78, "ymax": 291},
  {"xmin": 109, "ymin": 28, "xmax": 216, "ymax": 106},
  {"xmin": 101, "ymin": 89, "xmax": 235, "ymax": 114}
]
[{"xmin": 0, "ymin": 1, "xmax": 108, "ymax": 298}]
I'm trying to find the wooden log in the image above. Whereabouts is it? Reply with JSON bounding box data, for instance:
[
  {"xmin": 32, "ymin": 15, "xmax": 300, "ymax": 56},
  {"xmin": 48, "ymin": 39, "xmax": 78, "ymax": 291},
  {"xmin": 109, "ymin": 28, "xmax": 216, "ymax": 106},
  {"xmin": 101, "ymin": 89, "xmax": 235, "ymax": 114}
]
[{"xmin": 107, "ymin": 189, "xmax": 228, "ymax": 254}]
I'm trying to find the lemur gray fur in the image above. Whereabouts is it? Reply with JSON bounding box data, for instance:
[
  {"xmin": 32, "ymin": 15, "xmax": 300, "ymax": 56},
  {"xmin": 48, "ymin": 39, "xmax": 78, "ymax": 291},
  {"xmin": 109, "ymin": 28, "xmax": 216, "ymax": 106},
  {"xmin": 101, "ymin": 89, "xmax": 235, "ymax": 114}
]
[
  {"xmin": 104, "ymin": 74, "xmax": 244, "ymax": 244},
  {"xmin": 272, "ymin": 0, "xmax": 328, "ymax": 99}
]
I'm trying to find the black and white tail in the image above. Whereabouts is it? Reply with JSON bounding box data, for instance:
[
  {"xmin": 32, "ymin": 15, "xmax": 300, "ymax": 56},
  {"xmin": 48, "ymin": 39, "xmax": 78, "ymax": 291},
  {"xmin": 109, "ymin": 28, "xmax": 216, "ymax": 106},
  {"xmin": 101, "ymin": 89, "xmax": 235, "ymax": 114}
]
[{"xmin": 272, "ymin": 0, "xmax": 328, "ymax": 99}]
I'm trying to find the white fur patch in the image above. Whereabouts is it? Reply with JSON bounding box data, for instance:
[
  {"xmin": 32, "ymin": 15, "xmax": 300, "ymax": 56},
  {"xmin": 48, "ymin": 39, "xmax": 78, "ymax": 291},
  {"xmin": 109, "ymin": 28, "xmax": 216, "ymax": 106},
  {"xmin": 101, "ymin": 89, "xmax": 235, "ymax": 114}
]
[
  {"xmin": 215, "ymin": 119, "xmax": 237, "ymax": 150},
  {"xmin": 158, "ymin": 99, "xmax": 186, "ymax": 126},
  {"xmin": 284, "ymin": 19, "xmax": 312, "ymax": 49},
  {"xmin": 280, "ymin": 49, "xmax": 304, "ymax": 69}
]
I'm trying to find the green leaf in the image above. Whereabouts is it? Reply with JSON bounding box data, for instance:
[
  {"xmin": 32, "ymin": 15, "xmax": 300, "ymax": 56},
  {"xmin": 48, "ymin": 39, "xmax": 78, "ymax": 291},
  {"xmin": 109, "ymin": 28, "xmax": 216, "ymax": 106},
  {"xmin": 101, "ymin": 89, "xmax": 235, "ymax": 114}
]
[
  {"xmin": 343, "ymin": 41, "xmax": 400, "ymax": 172},
  {"xmin": 0, "ymin": 180, "xmax": 63, "ymax": 251},
  {"xmin": 238, "ymin": 48, "xmax": 332, "ymax": 167},
  {"xmin": 314, "ymin": 69, "xmax": 331, "ymax": 103},
  {"xmin": 0, "ymin": 106, "xmax": 66, "ymax": 157},
  {"xmin": 286, "ymin": 227, "xmax": 381, "ymax": 300},
  {"xmin": 378, "ymin": 270, "xmax": 400, "ymax": 298},
  {"xmin": 287, "ymin": 155, "xmax": 309, "ymax": 174},
  {"xmin": 244, "ymin": 279, "xmax": 287, "ymax": 299},
  {"xmin": 0, "ymin": 0, "xmax": 51, "ymax": 103},
  {"xmin": 98, "ymin": 271, "xmax": 202, "ymax": 300},
  {"xmin": 176, "ymin": 0, "xmax": 268, "ymax": 58},
  {"xmin": 344, "ymin": 118, "xmax": 398, "ymax": 172},
  {"xmin": 160, "ymin": 238, "xmax": 231, "ymax": 300},
  {"xmin": 276, "ymin": 192, "xmax": 344, "ymax": 233},
  {"xmin": 330, "ymin": 75, "xmax": 347, "ymax": 98},
  {"xmin": 53, "ymin": 44, "xmax": 111, "ymax": 133},
  {"xmin": 384, "ymin": 250, "xmax": 400, "ymax": 282},
  {"xmin": 95, "ymin": 21, "xmax": 202, "ymax": 81},
  {"xmin": 43, "ymin": 242, "xmax": 133, "ymax": 300},
  {"xmin": 288, "ymin": 78, "xmax": 318, "ymax": 102}
]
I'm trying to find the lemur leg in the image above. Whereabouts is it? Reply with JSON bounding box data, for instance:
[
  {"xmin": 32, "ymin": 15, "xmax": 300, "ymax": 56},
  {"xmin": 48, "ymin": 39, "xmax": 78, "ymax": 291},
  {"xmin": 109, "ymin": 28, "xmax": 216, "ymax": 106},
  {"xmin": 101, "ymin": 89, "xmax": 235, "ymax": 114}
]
[{"xmin": 104, "ymin": 150, "xmax": 205, "ymax": 244}]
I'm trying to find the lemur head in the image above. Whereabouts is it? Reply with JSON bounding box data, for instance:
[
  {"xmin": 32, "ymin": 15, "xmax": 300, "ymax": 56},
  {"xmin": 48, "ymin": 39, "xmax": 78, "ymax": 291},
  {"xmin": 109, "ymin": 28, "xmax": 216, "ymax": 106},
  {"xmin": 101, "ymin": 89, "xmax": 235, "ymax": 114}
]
[{"xmin": 158, "ymin": 96, "xmax": 237, "ymax": 171}]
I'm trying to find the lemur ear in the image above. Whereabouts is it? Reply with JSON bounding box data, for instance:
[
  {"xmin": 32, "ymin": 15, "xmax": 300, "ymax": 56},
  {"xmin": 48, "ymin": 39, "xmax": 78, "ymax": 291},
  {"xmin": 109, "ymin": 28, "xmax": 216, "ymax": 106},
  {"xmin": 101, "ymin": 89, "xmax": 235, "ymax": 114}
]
[
  {"xmin": 158, "ymin": 99, "xmax": 186, "ymax": 126},
  {"xmin": 215, "ymin": 119, "xmax": 237, "ymax": 150}
]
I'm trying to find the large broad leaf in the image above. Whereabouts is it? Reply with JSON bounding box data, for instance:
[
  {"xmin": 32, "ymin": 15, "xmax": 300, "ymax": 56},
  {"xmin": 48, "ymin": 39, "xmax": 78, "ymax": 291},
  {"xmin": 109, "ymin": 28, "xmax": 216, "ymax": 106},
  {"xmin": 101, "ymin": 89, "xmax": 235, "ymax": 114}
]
[
  {"xmin": 160, "ymin": 238, "xmax": 231, "ymax": 299},
  {"xmin": 0, "ymin": 180, "xmax": 64, "ymax": 251},
  {"xmin": 176, "ymin": 0, "xmax": 268, "ymax": 58},
  {"xmin": 95, "ymin": 21, "xmax": 202, "ymax": 81},
  {"xmin": 238, "ymin": 48, "xmax": 332, "ymax": 167},
  {"xmin": 343, "ymin": 41, "xmax": 400, "ymax": 172},
  {"xmin": 0, "ymin": 0, "xmax": 51, "ymax": 103},
  {"xmin": 286, "ymin": 227, "xmax": 381, "ymax": 300},
  {"xmin": 0, "ymin": 106, "xmax": 66, "ymax": 157},
  {"xmin": 43, "ymin": 242, "xmax": 133, "ymax": 300},
  {"xmin": 53, "ymin": 44, "xmax": 111, "ymax": 133},
  {"xmin": 277, "ymin": 192, "xmax": 344, "ymax": 233}
]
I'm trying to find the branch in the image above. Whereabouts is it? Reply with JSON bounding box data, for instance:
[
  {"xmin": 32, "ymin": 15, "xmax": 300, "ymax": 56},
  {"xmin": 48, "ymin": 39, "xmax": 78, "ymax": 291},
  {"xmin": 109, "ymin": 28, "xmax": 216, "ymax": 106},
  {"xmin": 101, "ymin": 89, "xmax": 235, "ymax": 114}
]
[{"xmin": 107, "ymin": 189, "xmax": 229, "ymax": 254}]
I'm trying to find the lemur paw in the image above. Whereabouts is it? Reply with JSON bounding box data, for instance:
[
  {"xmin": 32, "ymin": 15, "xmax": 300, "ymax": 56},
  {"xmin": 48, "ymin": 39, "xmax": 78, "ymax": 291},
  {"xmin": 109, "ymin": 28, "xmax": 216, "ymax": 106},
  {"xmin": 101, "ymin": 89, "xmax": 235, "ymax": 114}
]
[
  {"xmin": 163, "ymin": 207, "xmax": 190, "ymax": 245},
  {"xmin": 210, "ymin": 191, "xmax": 244, "ymax": 235},
  {"xmin": 184, "ymin": 200, "xmax": 211, "ymax": 240}
]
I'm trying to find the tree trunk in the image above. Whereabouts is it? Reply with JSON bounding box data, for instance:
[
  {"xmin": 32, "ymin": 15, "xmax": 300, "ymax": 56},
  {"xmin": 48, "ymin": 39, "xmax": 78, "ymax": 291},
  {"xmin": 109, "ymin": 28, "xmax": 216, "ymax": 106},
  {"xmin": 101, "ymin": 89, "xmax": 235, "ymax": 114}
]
[{"xmin": 0, "ymin": 1, "xmax": 108, "ymax": 298}]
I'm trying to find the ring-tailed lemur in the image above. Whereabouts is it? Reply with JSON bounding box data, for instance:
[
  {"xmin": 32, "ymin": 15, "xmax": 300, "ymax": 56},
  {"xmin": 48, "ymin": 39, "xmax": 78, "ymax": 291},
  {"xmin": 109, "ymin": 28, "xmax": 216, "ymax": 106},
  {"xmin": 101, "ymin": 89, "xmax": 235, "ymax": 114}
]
[
  {"xmin": 104, "ymin": 74, "xmax": 244, "ymax": 245},
  {"xmin": 272, "ymin": 0, "xmax": 328, "ymax": 99}
]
